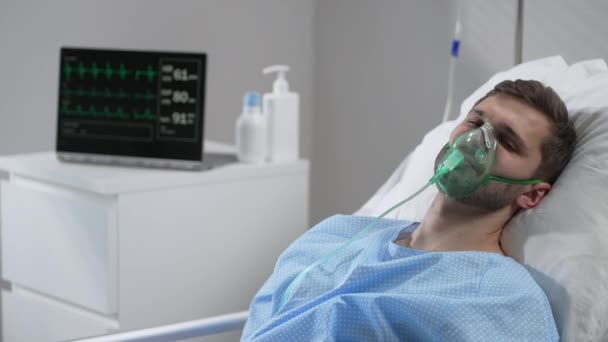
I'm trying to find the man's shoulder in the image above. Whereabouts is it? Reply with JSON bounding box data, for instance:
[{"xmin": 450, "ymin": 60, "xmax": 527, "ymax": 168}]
[
  {"xmin": 480, "ymin": 256, "xmax": 549, "ymax": 298},
  {"xmin": 476, "ymin": 256, "xmax": 558, "ymax": 338}
]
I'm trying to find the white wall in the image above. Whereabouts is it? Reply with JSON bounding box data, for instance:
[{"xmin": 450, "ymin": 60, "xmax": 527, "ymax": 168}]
[
  {"xmin": 310, "ymin": 0, "xmax": 451, "ymax": 223},
  {"xmin": 450, "ymin": 0, "xmax": 519, "ymax": 109},
  {"xmin": 0, "ymin": 0, "xmax": 314, "ymax": 158}
]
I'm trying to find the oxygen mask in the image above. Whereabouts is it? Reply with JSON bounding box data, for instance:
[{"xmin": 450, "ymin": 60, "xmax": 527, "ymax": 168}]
[{"xmin": 432, "ymin": 121, "xmax": 543, "ymax": 199}]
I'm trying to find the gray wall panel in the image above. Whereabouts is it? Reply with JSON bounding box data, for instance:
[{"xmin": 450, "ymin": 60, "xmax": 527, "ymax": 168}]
[{"xmin": 523, "ymin": 0, "xmax": 608, "ymax": 63}]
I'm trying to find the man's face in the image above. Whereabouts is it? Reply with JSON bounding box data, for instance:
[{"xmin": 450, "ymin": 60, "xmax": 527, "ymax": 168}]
[{"xmin": 434, "ymin": 94, "xmax": 552, "ymax": 210}]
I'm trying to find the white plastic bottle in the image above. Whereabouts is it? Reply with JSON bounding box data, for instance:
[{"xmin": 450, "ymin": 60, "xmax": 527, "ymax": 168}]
[
  {"xmin": 236, "ymin": 92, "xmax": 267, "ymax": 163},
  {"xmin": 263, "ymin": 65, "xmax": 300, "ymax": 162}
]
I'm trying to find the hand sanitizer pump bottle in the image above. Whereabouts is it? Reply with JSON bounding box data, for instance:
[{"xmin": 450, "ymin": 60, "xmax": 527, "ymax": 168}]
[
  {"xmin": 236, "ymin": 92, "xmax": 267, "ymax": 163},
  {"xmin": 262, "ymin": 65, "xmax": 300, "ymax": 162}
]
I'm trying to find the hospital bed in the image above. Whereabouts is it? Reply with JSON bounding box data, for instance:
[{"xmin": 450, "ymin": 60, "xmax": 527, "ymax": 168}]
[{"xmin": 71, "ymin": 55, "xmax": 608, "ymax": 342}]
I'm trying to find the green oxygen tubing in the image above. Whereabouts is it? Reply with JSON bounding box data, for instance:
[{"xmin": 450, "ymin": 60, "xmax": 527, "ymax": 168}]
[
  {"xmin": 277, "ymin": 121, "xmax": 545, "ymax": 312},
  {"xmin": 276, "ymin": 151, "xmax": 464, "ymax": 312}
]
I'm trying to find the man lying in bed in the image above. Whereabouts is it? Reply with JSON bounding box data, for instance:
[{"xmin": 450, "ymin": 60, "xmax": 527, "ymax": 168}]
[{"xmin": 241, "ymin": 80, "xmax": 576, "ymax": 341}]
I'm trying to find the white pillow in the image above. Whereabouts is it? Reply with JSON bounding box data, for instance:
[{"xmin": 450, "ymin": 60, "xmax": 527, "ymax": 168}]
[
  {"xmin": 455, "ymin": 55, "xmax": 568, "ymax": 122},
  {"xmin": 356, "ymin": 56, "xmax": 608, "ymax": 341},
  {"xmin": 502, "ymin": 71, "xmax": 608, "ymax": 341}
]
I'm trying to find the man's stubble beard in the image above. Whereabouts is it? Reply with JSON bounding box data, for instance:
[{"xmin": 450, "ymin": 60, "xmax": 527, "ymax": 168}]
[{"xmin": 433, "ymin": 145, "xmax": 521, "ymax": 211}]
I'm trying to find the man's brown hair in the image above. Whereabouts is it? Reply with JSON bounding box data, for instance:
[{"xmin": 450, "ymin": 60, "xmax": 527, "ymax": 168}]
[{"xmin": 475, "ymin": 79, "xmax": 576, "ymax": 184}]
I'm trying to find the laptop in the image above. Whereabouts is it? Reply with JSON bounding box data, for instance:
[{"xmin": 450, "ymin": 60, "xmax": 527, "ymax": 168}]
[{"xmin": 56, "ymin": 47, "xmax": 236, "ymax": 170}]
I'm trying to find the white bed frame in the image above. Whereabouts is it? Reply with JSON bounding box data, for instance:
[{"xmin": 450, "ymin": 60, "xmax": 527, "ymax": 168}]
[{"xmin": 68, "ymin": 311, "xmax": 248, "ymax": 342}]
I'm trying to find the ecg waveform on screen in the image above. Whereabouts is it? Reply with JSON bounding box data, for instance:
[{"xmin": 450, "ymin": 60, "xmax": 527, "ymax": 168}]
[
  {"xmin": 61, "ymin": 87, "xmax": 157, "ymax": 101},
  {"xmin": 61, "ymin": 104, "xmax": 156, "ymax": 121},
  {"xmin": 63, "ymin": 62, "xmax": 159, "ymax": 82}
]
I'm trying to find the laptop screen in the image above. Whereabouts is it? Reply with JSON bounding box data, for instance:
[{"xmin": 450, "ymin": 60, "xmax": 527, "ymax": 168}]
[{"xmin": 56, "ymin": 47, "xmax": 206, "ymax": 162}]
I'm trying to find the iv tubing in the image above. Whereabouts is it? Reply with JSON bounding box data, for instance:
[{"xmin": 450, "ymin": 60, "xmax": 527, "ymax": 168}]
[{"xmin": 441, "ymin": 2, "xmax": 462, "ymax": 123}]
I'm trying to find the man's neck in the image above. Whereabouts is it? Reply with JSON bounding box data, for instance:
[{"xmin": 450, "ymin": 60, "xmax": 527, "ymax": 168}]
[{"xmin": 400, "ymin": 194, "xmax": 514, "ymax": 255}]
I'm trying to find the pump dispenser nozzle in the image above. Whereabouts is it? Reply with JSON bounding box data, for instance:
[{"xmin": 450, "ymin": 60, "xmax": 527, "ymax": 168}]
[{"xmin": 263, "ymin": 65, "xmax": 290, "ymax": 93}]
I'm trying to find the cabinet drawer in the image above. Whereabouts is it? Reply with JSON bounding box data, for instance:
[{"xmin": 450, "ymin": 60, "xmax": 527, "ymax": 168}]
[
  {"xmin": 2, "ymin": 287, "xmax": 118, "ymax": 342},
  {"xmin": 0, "ymin": 178, "xmax": 117, "ymax": 314}
]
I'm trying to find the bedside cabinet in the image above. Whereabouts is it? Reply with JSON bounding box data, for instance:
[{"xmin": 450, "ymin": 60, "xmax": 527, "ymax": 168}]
[{"xmin": 0, "ymin": 142, "xmax": 309, "ymax": 342}]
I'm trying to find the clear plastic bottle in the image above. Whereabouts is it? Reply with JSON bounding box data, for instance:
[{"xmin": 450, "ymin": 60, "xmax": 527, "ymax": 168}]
[{"xmin": 236, "ymin": 92, "xmax": 267, "ymax": 163}]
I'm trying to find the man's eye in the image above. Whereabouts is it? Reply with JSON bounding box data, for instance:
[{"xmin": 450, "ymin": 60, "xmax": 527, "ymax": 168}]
[
  {"xmin": 467, "ymin": 120, "xmax": 482, "ymax": 127},
  {"xmin": 501, "ymin": 141, "xmax": 516, "ymax": 152}
]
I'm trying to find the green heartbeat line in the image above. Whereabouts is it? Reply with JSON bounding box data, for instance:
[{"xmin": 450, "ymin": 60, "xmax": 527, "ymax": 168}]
[
  {"xmin": 61, "ymin": 104, "xmax": 156, "ymax": 120},
  {"xmin": 62, "ymin": 87, "xmax": 156, "ymax": 100},
  {"xmin": 63, "ymin": 62, "xmax": 158, "ymax": 81},
  {"xmin": 133, "ymin": 108, "xmax": 155, "ymax": 120},
  {"xmin": 134, "ymin": 64, "xmax": 158, "ymax": 82}
]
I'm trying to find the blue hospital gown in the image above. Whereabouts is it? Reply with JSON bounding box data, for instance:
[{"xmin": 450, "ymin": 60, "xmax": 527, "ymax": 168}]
[{"xmin": 241, "ymin": 215, "xmax": 558, "ymax": 341}]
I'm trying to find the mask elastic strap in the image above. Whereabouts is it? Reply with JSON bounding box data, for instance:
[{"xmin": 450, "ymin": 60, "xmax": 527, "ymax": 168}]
[{"xmin": 483, "ymin": 175, "xmax": 544, "ymax": 185}]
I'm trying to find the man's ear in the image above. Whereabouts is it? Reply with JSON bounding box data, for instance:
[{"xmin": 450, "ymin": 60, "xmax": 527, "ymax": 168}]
[{"xmin": 516, "ymin": 182, "xmax": 552, "ymax": 209}]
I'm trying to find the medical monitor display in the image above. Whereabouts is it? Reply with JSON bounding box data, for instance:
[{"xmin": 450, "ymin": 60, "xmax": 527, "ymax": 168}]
[{"xmin": 56, "ymin": 47, "xmax": 206, "ymax": 163}]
